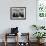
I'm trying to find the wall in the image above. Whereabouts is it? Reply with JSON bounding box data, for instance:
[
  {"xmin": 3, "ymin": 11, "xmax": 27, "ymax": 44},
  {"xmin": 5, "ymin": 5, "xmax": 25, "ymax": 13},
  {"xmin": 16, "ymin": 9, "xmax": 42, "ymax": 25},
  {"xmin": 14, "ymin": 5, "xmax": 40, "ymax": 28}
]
[{"xmin": 0, "ymin": 0, "xmax": 37, "ymax": 42}]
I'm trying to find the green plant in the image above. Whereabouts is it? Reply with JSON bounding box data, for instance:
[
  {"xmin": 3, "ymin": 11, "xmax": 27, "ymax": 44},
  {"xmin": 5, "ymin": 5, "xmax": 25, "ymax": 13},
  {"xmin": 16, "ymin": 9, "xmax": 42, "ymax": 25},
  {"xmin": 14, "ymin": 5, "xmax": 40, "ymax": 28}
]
[
  {"xmin": 40, "ymin": 26, "xmax": 45, "ymax": 29},
  {"xmin": 32, "ymin": 25, "xmax": 39, "ymax": 30},
  {"xmin": 32, "ymin": 25, "xmax": 45, "ymax": 30},
  {"xmin": 32, "ymin": 25, "xmax": 37, "ymax": 27},
  {"xmin": 33, "ymin": 32, "xmax": 46, "ymax": 40}
]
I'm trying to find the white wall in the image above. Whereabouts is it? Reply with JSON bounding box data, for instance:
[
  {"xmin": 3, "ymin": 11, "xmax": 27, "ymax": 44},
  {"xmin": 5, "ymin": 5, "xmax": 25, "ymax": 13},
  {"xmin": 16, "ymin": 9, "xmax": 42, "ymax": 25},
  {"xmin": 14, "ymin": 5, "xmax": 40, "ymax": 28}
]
[{"xmin": 0, "ymin": 0, "xmax": 37, "ymax": 42}]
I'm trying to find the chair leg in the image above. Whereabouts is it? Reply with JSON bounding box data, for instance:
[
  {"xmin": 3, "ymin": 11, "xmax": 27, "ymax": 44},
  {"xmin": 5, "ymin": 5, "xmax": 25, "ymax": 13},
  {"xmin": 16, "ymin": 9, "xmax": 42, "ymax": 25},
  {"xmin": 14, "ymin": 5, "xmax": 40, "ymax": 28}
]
[
  {"xmin": 4, "ymin": 41, "xmax": 7, "ymax": 46},
  {"xmin": 4, "ymin": 33, "xmax": 7, "ymax": 46}
]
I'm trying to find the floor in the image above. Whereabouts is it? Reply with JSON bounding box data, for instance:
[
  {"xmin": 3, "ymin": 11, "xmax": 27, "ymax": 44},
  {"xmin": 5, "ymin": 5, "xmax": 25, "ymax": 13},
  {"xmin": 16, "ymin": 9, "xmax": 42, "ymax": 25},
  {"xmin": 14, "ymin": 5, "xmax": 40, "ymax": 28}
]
[{"xmin": 0, "ymin": 42, "xmax": 46, "ymax": 46}]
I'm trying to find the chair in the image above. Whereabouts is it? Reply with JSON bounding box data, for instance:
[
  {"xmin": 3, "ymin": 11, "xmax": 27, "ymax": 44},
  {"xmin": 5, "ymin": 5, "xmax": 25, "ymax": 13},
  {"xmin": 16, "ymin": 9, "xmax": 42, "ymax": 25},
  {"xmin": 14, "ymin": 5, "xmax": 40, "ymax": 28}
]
[
  {"xmin": 4, "ymin": 33, "xmax": 18, "ymax": 46},
  {"xmin": 18, "ymin": 33, "xmax": 30, "ymax": 46},
  {"xmin": 4, "ymin": 27, "xmax": 19, "ymax": 46}
]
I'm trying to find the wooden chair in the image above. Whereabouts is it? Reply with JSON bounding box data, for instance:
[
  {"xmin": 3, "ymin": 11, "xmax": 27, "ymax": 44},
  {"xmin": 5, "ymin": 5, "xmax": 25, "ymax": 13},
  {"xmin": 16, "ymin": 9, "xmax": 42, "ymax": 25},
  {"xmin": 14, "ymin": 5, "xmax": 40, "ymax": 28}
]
[
  {"xmin": 18, "ymin": 33, "xmax": 30, "ymax": 46},
  {"xmin": 4, "ymin": 33, "xmax": 18, "ymax": 46}
]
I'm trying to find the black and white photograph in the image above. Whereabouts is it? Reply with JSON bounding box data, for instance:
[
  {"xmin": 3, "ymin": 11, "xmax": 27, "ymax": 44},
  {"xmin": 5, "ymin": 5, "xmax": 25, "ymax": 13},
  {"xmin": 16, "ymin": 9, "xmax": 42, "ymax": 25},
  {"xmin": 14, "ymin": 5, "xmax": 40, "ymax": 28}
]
[{"xmin": 10, "ymin": 7, "xmax": 26, "ymax": 20}]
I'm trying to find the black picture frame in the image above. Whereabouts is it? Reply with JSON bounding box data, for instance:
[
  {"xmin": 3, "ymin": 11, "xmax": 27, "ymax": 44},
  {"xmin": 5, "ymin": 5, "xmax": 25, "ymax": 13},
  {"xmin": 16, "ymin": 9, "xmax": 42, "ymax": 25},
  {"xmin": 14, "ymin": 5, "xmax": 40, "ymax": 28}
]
[{"xmin": 10, "ymin": 7, "xmax": 26, "ymax": 20}]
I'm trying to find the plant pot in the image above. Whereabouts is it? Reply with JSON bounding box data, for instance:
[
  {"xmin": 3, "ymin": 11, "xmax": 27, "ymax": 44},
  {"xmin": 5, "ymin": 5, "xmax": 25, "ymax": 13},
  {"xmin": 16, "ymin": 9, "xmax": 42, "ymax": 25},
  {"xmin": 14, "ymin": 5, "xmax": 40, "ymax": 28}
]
[
  {"xmin": 37, "ymin": 39, "xmax": 40, "ymax": 43},
  {"xmin": 40, "ymin": 38, "xmax": 45, "ymax": 43},
  {"xmin": 37, "ymin": 39, "xmax": 45, "ymax": 44}
]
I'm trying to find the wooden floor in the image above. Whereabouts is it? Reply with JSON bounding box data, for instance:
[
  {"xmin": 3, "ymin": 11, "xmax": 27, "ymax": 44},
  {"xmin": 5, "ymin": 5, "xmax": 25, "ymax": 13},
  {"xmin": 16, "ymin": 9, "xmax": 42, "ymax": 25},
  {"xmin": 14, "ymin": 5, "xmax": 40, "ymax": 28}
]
[{"xmin": 0, "ymin": 42, "xmax": 46, "ymax": 46}]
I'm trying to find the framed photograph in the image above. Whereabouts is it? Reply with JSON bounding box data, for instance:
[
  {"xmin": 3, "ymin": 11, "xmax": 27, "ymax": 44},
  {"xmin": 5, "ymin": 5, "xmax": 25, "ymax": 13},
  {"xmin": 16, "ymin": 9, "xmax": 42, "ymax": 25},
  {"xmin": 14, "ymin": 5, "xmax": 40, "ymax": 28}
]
[{"xmin": 10, "ymin": 7, "xmax": 26, "ymax": 20}]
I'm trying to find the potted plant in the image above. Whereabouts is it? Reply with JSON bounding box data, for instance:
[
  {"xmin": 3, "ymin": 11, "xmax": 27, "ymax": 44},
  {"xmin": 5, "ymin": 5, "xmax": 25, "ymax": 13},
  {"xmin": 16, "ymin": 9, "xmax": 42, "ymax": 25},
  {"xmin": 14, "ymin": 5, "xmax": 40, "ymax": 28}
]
[{"xmin": 33, "ymin": 32, "xmax": 46, "ymax": 43}]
